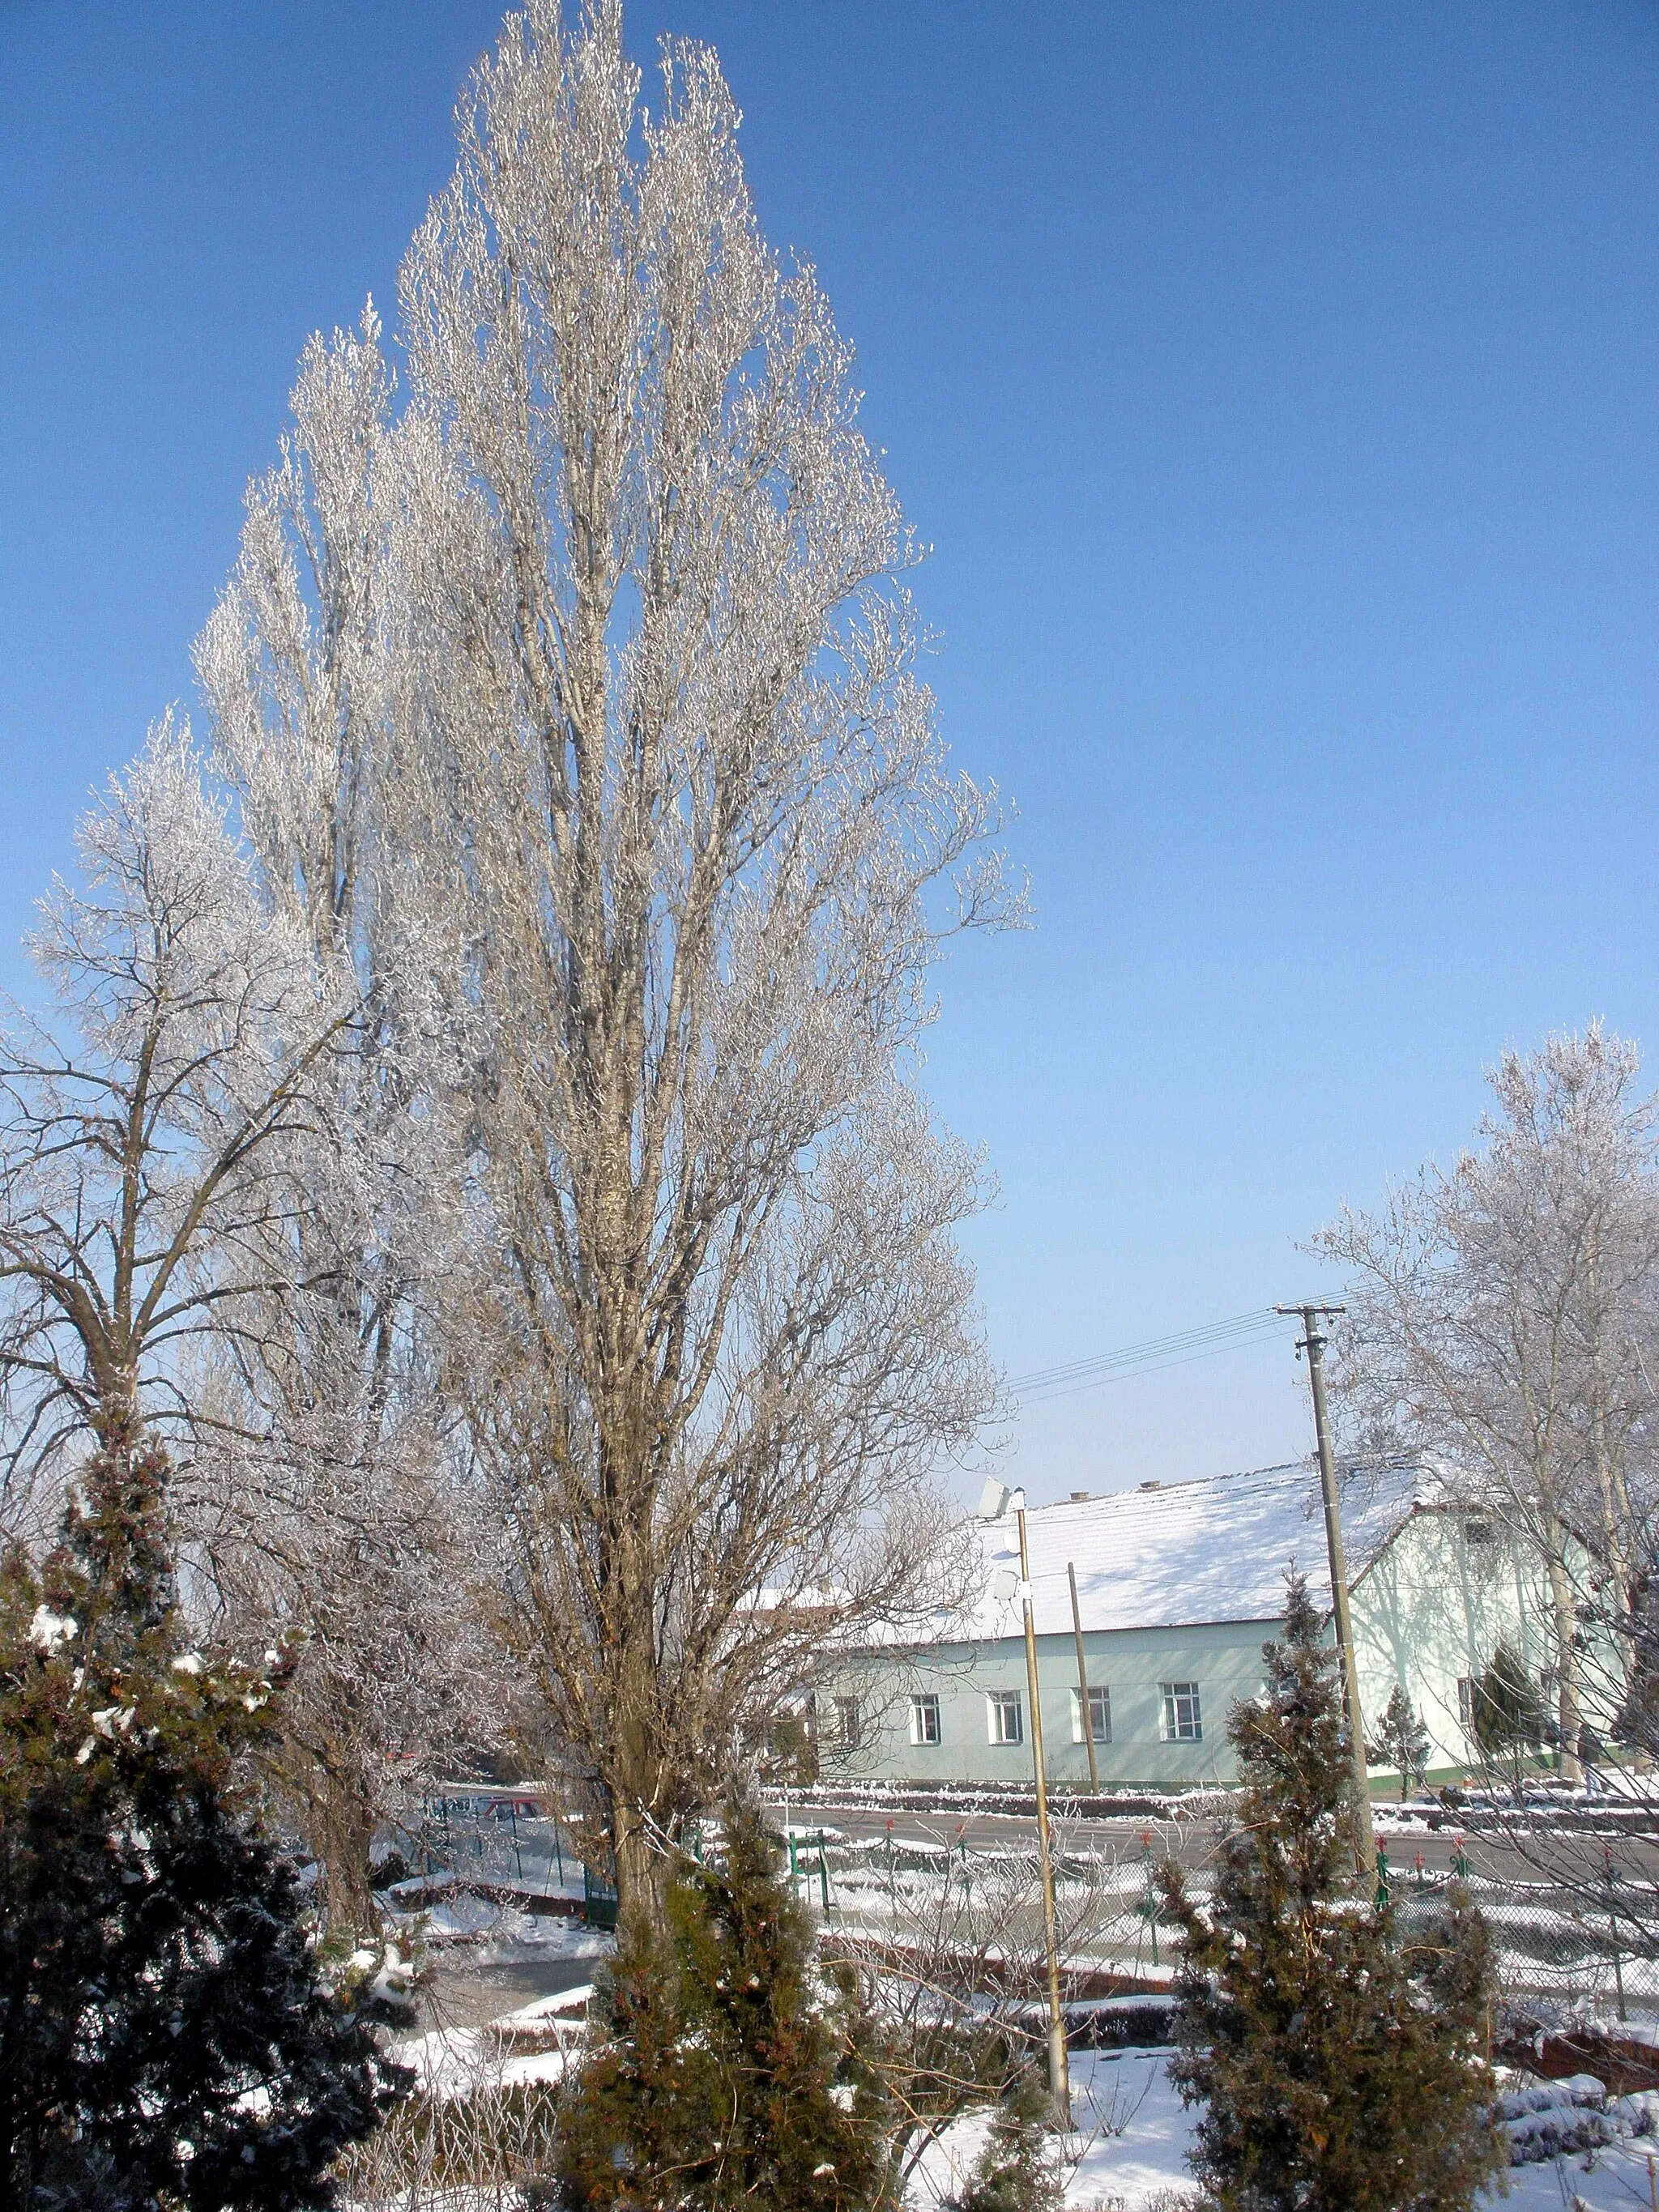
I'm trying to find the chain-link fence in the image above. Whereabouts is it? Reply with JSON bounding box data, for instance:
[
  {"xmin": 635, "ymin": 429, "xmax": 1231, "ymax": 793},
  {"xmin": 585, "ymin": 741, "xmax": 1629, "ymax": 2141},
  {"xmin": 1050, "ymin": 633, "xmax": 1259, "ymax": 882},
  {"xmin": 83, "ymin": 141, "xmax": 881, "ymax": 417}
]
[{"xmin": 383, "ymin": 1787, "xmax": 592, "ymax": 1916}]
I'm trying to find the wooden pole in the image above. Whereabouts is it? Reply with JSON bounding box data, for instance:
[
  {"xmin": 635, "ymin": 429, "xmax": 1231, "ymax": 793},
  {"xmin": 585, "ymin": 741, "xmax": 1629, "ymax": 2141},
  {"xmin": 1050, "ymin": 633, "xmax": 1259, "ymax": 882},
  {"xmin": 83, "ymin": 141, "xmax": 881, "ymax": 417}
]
[
  {"xmin": 1068, "ymin": 1561, "xmax": 1098, "ymax": 1793},
  {"xmin": 1017, "ymin": 1499, "xmax": 1070, "ymax": 2123},
  {"xmin": 1278, "ymin": 1302, "xmax": 1375, "ymax": 1879}
]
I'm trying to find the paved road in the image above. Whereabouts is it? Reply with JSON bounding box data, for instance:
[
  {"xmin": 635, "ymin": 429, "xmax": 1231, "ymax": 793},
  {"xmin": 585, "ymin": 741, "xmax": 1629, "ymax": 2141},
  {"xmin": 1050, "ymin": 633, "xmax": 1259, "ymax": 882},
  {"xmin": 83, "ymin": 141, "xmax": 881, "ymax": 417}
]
[{"xmin": 791, "ymin": 1800, "xmax": 1659, "ymax": 1890}]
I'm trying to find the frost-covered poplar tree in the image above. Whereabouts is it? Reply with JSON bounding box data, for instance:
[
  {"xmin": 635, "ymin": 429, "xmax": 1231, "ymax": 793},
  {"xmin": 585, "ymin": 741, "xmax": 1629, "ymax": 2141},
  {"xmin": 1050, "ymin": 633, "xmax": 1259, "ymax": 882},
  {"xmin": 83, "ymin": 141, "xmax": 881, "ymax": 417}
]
[{"xmin": 377, "ymin": 0, "xmax": 1008, "ymax": 1924}]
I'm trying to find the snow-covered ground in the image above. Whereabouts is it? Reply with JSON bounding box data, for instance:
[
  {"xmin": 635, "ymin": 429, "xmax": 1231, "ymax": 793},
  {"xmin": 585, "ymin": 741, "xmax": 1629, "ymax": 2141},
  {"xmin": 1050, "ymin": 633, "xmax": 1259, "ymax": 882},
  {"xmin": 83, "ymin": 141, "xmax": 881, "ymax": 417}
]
[
  {"xmin": 397, "ymin": 1985, "xmax": 591, "ymax": 2100},
  {"xmin": 406, "ymin": 1893, "xmax": 611, "ymax": 1962},
  {"xmin": 1060, "ymin": 2049, "xmax": 1198, "ymax": 2210},
  {"xmin": 367, "ymin": 1992, "xmax": 1659, "ymax": 2212}
]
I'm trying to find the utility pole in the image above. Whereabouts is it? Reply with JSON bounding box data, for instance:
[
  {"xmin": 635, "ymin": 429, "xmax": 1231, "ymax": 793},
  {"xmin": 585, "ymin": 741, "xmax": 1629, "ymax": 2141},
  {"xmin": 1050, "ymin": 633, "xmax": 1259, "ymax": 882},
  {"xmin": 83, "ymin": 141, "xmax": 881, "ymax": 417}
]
[
  {"xmin": 1277, "ymin": 1302, "xmax": 1375, "ymax": 1878},
  {"xmin": 1068, "ymin": 1561, "xmax": 1098, "ymax": 1793},
  {"xmin": 1014, "ymin": 1492, "xmax": 1070, "ymax": 2123}
]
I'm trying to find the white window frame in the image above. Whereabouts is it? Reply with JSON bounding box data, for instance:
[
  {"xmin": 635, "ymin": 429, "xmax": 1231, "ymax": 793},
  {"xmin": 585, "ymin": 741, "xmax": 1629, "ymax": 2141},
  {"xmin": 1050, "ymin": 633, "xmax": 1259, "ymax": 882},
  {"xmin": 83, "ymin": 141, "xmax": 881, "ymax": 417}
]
[
  {"xmin": 1160, "ymin": 1680, "xmax": 1203, "ymax": 1742},
  {"xmin": 909, "ymin": 1693, "xmax": 941, "ymax": 1746},
  {"xmin": 1070, "ymin": 1684, "xmax": 1111, "ymax": 1745},
  {"xmin": 1456, "ymin": 1676, "xmax": 1475, "ymax": 1733},
  {"xmin": 987, "ymin": 1690, "xmax": 1023, "ymax": 1745},
  {"xmin": 832, "ymin": 1694, "xmax": 861, "ymax": 1750}
]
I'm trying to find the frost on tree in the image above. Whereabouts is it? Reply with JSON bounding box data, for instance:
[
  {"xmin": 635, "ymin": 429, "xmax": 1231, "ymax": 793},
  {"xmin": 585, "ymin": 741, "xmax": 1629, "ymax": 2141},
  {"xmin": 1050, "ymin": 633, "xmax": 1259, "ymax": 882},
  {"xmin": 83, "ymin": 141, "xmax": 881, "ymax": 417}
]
[
  {"xmin": 1314, "ymin": 1024, "xmax": 1659, "ymax": 1789},
  {"xmin": 0, "ymin": 721, "xmax": 358, "ymax": 1525},
  {"xmin": 194, "ymin": 311, "xmax": 505, "ymax": 1932}
]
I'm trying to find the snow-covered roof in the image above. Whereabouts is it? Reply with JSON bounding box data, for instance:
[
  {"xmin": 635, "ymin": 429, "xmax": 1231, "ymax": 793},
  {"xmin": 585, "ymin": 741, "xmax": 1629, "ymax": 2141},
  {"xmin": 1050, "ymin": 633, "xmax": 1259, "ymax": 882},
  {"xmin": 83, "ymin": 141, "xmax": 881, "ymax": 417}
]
[{"xmin": 949, "ymin": 1460, "xmax": 1429, "ymax": 1644}]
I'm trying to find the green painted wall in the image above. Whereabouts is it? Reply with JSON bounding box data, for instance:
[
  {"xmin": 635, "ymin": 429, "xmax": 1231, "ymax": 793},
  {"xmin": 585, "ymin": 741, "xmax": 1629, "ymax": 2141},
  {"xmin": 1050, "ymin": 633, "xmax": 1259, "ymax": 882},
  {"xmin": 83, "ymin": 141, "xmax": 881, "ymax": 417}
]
[{"xmin": 826, "ymin": 1617, "xmax": 1277, "ymax": 1790}]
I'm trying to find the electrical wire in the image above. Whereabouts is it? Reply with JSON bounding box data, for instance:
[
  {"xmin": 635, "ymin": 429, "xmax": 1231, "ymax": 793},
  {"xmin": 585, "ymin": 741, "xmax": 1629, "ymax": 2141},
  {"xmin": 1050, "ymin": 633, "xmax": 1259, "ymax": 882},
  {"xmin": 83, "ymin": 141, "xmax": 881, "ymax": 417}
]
[{"xmin": 1010, "ymin": 1308, "xmax": 1287, "ymax": 1404}]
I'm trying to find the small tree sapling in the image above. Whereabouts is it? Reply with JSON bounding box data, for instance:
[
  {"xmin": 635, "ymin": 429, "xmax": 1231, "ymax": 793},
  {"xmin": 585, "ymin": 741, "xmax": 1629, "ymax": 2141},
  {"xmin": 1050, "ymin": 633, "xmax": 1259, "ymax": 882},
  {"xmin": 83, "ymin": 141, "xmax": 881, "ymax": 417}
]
[{"xmin": 1367, "ymin": 1683, "xmax": 1432, "ymax": 1801}]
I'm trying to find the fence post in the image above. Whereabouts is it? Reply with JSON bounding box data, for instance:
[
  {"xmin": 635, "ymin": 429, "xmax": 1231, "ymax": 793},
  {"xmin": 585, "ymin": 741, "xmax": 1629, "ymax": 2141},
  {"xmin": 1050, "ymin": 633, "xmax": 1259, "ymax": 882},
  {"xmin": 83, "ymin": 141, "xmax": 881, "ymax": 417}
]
[
  {"xmin": 1140, "ymin": 1831, "xmax": 1159, "ymax": 1970},
  {"xmin": 1605, "ymin": 1845, "xmax": 1628, "ymax": 2024}
]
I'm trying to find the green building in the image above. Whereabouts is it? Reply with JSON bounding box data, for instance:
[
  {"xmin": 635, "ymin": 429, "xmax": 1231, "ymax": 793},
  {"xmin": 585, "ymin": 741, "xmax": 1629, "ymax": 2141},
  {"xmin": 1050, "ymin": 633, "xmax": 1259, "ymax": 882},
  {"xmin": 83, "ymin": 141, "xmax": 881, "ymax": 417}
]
[{"xmin": 817, "ymin": 1461, "xmax": 1567, "ymax": 1792}]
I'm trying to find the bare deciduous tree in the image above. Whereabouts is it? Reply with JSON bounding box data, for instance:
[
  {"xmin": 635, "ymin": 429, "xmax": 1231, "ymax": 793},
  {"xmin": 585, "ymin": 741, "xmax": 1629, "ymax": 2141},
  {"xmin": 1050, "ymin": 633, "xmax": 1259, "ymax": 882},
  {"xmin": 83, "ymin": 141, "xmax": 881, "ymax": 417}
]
[
  {"xmin": 365, "ymin": 0, "xmax": 1013, "ymax": 1926},
  {"xmin": 0, "ymin": 721, "xmax": 356, "ymax": 1517},
  {"xmin": 1313, "ymin": 1024, "xmax": 1659, "ymax": 1785},
  {"xmin": 830, "ymin": 1824, "xmax": 1146, "ymax": 2197}
]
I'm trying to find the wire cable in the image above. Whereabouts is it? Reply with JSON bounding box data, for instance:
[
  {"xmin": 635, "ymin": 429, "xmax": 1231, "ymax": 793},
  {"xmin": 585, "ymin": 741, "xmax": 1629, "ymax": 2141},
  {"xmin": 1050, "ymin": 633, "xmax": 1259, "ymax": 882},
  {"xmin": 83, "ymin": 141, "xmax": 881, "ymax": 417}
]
[{"xmin": 1010, "ymin": 1308, "xmax": 1286, "ymax": 1404}]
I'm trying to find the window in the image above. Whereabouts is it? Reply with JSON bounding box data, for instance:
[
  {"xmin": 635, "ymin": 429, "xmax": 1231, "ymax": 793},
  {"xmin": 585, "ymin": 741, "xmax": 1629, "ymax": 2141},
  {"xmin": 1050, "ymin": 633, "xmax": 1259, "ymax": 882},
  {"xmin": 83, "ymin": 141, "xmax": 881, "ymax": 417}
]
[
  {"xmin": 909, "ymin": 1694, "xmax": 941, "ymax": 1746},
  {"xmin": 1161, "ymin": 1681, "xmax": 1203, "ymax": 1742},
  {"xmin": 1464, "ymin": 1519, "xmax": 1492, "ymax": 1547},
  {"xmin": 987, "ymin": 1690, "xmax": 1024, "ymax": 1745},
  {"xmin": 1071, "ymin": 1685, "xmax": 1112, "ymax": 1745},
  {"xmin": 1456, "ymin": 1677, "xmax": 1475, "ymax": 1732},
  {"xmin": 832, "ymin": 1695, "xmax": 861, "ymax": 1750}
]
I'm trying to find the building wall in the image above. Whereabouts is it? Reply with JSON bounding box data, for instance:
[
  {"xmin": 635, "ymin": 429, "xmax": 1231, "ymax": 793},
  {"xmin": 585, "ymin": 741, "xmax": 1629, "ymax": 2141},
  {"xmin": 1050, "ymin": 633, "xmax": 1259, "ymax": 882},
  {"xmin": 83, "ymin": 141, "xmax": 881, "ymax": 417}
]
[
  {"xmin": 823, "ymin": 1505, "xmax": 1566, "ymax": 1792},
  {"xmin": 825, "ymin": 1618, "xmax": 1280, "ymax": 1790},
  {"xmin": 1349, "ymin": 1502, "xmax": 1595, "ymax": 1784}
]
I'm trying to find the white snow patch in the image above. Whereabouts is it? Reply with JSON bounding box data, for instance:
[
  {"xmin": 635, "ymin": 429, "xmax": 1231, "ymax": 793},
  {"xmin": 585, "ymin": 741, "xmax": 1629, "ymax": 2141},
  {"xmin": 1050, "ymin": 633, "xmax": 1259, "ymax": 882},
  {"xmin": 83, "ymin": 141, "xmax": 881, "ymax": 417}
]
[
  {"xmin": 28, "ymin": 1605, "xmax": 77, "ymax": 1652},
  {"xmin": 1043, "ymin": 2051, "xmax": 1659, "ymax": 2212}
]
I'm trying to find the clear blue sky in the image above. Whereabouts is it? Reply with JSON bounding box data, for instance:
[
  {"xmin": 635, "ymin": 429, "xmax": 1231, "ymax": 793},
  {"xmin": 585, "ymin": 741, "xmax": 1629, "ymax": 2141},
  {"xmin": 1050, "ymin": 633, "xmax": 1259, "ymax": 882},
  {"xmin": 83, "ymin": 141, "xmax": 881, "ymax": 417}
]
[{"xmin": 2, "ymin": 2, "xmax": 1656, "ymax": 1501}]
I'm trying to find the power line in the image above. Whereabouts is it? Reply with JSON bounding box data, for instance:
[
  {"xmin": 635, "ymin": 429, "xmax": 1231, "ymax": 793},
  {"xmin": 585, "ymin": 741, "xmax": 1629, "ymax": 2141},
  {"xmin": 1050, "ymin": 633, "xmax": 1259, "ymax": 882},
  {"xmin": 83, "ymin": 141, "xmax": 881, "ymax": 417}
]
[{"xmin": 1010, "ymin": 1308, "xmax": 1286, "ymax": 1404}]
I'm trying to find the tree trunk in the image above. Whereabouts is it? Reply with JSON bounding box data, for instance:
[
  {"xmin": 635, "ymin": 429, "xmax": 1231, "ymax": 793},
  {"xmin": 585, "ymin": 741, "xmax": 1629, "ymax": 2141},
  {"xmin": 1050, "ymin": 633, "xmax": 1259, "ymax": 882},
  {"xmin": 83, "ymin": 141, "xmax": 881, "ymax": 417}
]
[
  {"xmin": 605, "ymin": 1634, "xmax": 679, "ymax": 1941},
  {"xmin": 1544, "ymin": 1539, "xmax": 1584, "ymax": 1785},
  {"xmin": 612, "ymin": 1802, "xmax": 666, "ymax": 1939},
  {"xmin": 311, "ymin": 1762, "xmax": 381, "ymax": 1936}
]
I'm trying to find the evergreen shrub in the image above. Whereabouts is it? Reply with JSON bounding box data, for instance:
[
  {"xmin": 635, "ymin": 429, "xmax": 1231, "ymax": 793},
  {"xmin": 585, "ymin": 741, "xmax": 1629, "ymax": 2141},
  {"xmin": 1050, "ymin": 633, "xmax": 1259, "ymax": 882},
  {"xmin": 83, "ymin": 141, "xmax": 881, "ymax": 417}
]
[
  {"xmin": 0, "ymin": 1431, "xmax": 404, "ymax": 2210},
  {"xmin": 1158, "ymin": 1574, "xmax": 1504, "ymax": 2212},
  {"xmin": 555, "ymin": 1783, "xmax": 889, "ymax": 2210}
]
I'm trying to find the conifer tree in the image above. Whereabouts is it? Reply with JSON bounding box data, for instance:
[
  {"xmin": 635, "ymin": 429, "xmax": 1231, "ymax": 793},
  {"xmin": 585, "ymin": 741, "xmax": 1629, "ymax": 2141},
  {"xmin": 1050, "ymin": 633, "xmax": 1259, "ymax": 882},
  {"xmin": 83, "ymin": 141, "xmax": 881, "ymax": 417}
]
[
  {"xmin": 949, "ymin": 2068, "xmax": 1059, "ymax": 2212},
  {"xmin": 555, "ymin": 1784, "xmax": 889, "ymax": 2210},
  {"xmin": 0, "ymin": 1428, "xmax": 403, "ymax": 2210},
  {"xmin": 1471, "ymin": 1640, "xmax": 1550, "ymax": 1784},
  {"xmin": 1367, "ymin": 1683, "xmax": 1432, "ymax": 1801},
  {"xmin": 1158, "ymin": 1575, "xmax": 1503, "ymax": 2212}
]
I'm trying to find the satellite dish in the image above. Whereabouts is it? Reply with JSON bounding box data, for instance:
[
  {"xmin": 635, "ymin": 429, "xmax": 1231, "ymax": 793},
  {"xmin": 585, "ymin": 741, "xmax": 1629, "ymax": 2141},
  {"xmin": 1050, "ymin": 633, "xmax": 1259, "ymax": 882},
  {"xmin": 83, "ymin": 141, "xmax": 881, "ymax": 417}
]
[{"xmin": 992, "ymin": 1567, "xmax": 1020, "ymax": 1605}]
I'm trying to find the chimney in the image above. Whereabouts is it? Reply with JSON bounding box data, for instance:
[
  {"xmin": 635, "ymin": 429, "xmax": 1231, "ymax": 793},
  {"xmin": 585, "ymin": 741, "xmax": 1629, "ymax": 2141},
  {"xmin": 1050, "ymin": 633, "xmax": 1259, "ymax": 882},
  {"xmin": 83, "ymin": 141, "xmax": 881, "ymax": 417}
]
[
  {"xmin": 1069, "ymin": 1490, "xmax": 1090, "ymax": 1502},
  {"xmin": 1139, "ymin": 1479, "xmax": 1161, "ymax": 1491}
]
